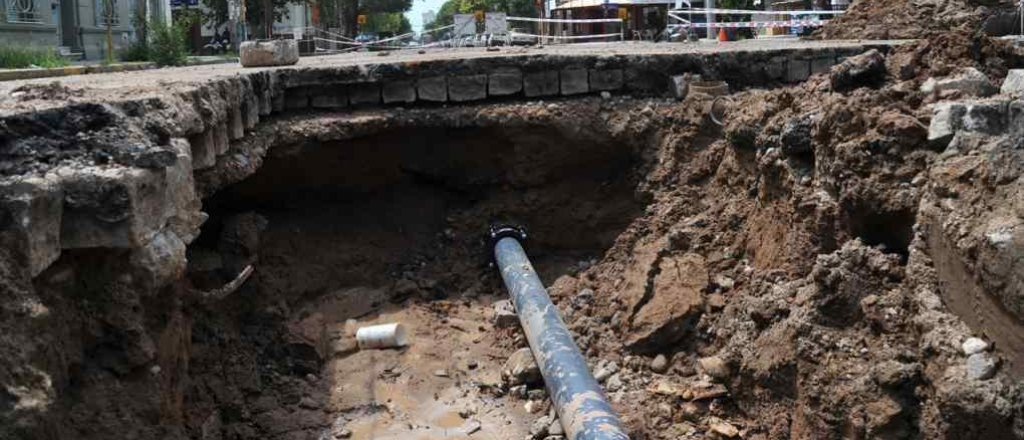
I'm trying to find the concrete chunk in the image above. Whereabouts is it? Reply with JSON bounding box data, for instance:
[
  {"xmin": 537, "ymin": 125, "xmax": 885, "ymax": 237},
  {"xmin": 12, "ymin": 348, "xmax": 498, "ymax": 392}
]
[
  {"xmin": 921, "ymin": 67, "xmax": 997, "ymax": 97},
  {"xmin": 928, "ymin": 103, "xmax": 965, "ymax": 149},
  {"xmin": 129, "ymin": 229, "xmax": 186, "ymax": 290},
  {"xmin": 524, "ymin": 71, "xmax": 559, "ymax": 97},
  {"xmin": 0, "ymin": 176, "xmax": 63, "ymax": 276},
  {"xmin": 240, "ymin": 40, "xmax": 299, "ymax": 67},
  {"xmin": 382, "ymin": 81, "xmax": 416, "ymax": 104},
  {"xmin": 448, "ymin": 75, "xmax": 487, "ymax": 102},
  {"xmin": 417, "ymin": 77, "xmax": 447, "ymax": 102},
  {"xmin": 810, "ymin": 55, "xmax": 836, "ymax": 75},
  {"xmin": 214, "ymin": 124, "xmax": 229, "ymax": 155},
  {"xmin": 488, "ymin": 69, "xmax": 523, "ymax": 96},
  {"xmin": 560, "ymin": 69, "xmax": 588, "ymax": 95},
  {"xmin": 58, "ymin": 167, "xmax": 173, "ymax": 249},
  {"xmin": 589, "ymin": 69, "xmax": 623, "ymax": 91},
  {"xmin": 1001, "ymin": 70, "xmax": 1024, "ymax": 96}
]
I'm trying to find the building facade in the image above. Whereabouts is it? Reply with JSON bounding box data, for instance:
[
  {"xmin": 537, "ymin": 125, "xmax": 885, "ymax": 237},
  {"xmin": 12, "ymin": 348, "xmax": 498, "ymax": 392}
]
[{"xmin": 1, "ymin": 0, "xmax": 172, "ymax": 60}]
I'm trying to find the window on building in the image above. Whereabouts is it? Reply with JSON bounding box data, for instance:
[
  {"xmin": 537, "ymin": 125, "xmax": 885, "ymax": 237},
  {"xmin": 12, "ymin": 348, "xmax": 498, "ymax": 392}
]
[
  {"xmin": 5, "ymin": 0, "xmax": 43, "ymax": 24},
  {"xmin": 96, "ymin": 0, "xmax": 120, "ymax": 26}
]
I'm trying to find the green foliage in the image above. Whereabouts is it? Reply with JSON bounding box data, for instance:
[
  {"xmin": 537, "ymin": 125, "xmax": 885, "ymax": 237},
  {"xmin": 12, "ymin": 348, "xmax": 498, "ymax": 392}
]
[
  {"xmin": 119, "ymin": 39, "xmax": 150, "ymax": 62},
  {"xmin": 364, "ymin": 12, "xmax": 412, "ymax": 35},
  {"xmin": 149, "ymin": 18, "xmax": 191, "ymax": 66},
  {"xmin": 201, "ymin": 0, "xmax": 300, "ymax": 36},
  {"xmin": 0, "ymin": 46, "xmax": 69, "ymax": 69}
]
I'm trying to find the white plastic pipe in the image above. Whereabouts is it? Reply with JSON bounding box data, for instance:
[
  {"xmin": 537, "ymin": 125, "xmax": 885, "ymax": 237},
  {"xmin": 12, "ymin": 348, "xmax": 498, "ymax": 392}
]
[{"xmin": 356, "ymin": 323, "xmax": 409, "ymax": 349}]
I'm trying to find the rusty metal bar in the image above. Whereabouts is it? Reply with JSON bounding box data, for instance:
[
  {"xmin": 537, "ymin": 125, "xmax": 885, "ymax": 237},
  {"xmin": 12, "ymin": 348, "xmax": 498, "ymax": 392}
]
[{"xmin": 490, "ymin": 226, "xmax": 628, "ymax": 440}]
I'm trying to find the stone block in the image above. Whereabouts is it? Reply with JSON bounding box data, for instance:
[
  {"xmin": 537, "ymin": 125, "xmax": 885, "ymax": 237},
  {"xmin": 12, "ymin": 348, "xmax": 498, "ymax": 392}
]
[
  {"xmin": 243, "ymin": 94, "xmax": 260, "ymax": 128},
  {"xmin": 271, "ymin": 93, "xmax": 285, "ymax": 113},
  {"xmin": 349, "ymin": 83, "xmax": 381, "ymax": 106},
  {"xmin": 787, "ymin": 58, "xmax": 810, "ymax": 83},
  {"xmin": 0, "ymin": 176, "xmax": 63, "ymax": 276},
  {"xmin": 229, "ymin": 108, "xmax": 244, "ymax": 140},
  {"xmin": 214, "ymin": 124, "xmax": 229, "ymax": 155},
  {"xmin": 240, "ymin": 40, "xmax": 299, "ymax": 67},
  {"xmin": 524, "ymin": 71, "xmax": 559, "ymax": 97},
  {"xmin": 58, "ymin": 167, "xmax": 173, "ymax": 249},
  {"xmin": 382, "ymin": 81, "xmax": 416, "ymax": 104},
  {"xmin": 589, "ymin": 69, "xmax": 623, "ymax": 91},
  {"xmin": 310, "ymin": 85, "xmax": 348, "ymax": 108},
  {"xmin": 417, "ymin": 77, "xmax": 447, "ymax": 102},
  {"xmin": 560, "ymin": 69, "xmax": 589, "ymax": 95},
  {"xmin": 961, "ymin": 101, "xmax": 1008, "ymax": 134},
  {"xmin": 165, "ymin": 139, "xmax": 202, "ymax": 244},
  {"xmin": 765, "ymin": 56, "xmax": 786, "ymax": 80},
  {"xmin": 928, "ymin": 103, "xmax": 965, "ymax": 149},
  {"xmin": 810, "ymin": 55, "xmax": 835, "ymax": 76},
  {"xmin": 1001, "ymin": 70, "xmax": 1024, "ymax": 96},
  {"xmin": 670, "ymin": 75, "xmax": 689, "ymax": 100},
  {"xmin": 448, "ymin": 75, "xmax": 487, "ymax": 102},
  {"xmin": 488, "ymin": 69, "xmax": 523, "ymax": 96},
  {"xmin": 188, "ymin": 130, "xmax": 216, "ymax": 170},
  {"xmin": 129, "ymin": 229, "xmax": 186, "ymax": 290},
  {"xmin": 284, "ymin": 87, "xmax": 309, "ymax": 110},
  {"xmin": 921, "ymin": 67, "xmax": 997, "ymax": 97}
]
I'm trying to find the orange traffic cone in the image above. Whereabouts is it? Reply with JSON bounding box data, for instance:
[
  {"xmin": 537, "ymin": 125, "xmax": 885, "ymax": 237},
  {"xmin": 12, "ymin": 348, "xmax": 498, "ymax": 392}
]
[{"xmin": 718, "ymin": 27, "xmax": 728, "ymax": 42}]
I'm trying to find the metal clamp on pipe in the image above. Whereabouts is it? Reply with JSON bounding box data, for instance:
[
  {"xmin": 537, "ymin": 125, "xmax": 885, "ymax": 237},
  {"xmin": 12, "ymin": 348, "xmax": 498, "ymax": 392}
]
[{"xmin": 489, "ymin": 224, "xmax": 629, "ymax": 440}]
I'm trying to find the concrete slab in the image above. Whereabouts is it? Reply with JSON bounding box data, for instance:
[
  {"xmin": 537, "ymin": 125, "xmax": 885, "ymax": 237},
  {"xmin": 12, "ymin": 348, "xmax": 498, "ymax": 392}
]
[
  {"xmin": 561, "ymin": 69, "xmax": 589, "ymax": 95},
  {"xmin": 449, "ymin": 75, "xmax": 487, "ymax": 102},
  {"xmin": 810, "ymin": 55, "xmax": 836, "ymax": 76},
  {"xmin": 524, "ymin": 71, "xmax": 559, "ymax": 97}
]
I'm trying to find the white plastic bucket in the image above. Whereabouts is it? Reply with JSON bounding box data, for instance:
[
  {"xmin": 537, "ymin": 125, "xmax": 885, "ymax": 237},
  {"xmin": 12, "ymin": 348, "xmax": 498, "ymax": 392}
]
[{"xmin": 356, "ymin": 323, "xmax": 409, "ymax": 349}]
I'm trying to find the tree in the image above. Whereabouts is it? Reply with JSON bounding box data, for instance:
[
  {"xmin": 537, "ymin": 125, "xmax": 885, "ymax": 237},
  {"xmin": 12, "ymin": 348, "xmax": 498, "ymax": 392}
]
[
  {"xmin": 337, "ymin": 0, "xmax": 413, "ymax": 38},
  {"xmin": 363, "ymin": 12, "xmax": 411, "ymax": 36},
  {"xmin": 201, "ymin": 0, "xmax": 301, "ymax": 38},
  {"xmin": 425, "ymin": 0, "xmax": 536, "ymax": 30}
]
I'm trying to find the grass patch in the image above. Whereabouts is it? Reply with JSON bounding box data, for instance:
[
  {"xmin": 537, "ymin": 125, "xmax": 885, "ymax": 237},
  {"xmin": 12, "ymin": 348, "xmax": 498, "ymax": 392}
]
[{"xmin": 0, "ymin": 45, "xmax": 69, "ymax": 69}]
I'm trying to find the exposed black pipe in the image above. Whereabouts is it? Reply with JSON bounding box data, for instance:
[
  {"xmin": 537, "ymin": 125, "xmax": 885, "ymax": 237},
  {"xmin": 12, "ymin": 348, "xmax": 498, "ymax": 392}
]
[{"xmin": 490, "ymin": 225, "xmax": 628, "ymax": 440}]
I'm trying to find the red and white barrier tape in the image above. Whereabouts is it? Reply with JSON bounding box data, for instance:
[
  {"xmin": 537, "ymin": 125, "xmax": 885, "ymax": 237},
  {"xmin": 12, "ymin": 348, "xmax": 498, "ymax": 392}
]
[{"xmin": 684, "ymin": 19, "xmax": 829, "ymax": 28}]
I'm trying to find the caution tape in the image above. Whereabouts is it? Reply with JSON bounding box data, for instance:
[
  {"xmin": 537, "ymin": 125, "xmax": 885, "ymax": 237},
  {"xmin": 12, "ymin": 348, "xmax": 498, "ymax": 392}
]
[
  {"xmin": 505, "ymin": 15, "xmax": 618, "ymax": 23},
  {"xmin": 679, "ymin": 19, "xmax": 831, "ymax": 27},
  {"xmin": 672, "ymin": 7, "xmax": 845, "ymax": 15}
]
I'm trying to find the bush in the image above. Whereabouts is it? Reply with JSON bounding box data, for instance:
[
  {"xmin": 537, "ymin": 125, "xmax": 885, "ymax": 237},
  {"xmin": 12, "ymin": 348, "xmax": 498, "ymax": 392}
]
[
  {"xmin": 0, "ymin": 45, "xmax": 69, "ymax": 69},
  {"xmin": 119, "ymin": 39, "xmax": 150, "ymax": 62},
  {"xmin": 148, "ymin": 19, "xmax": 189, "ymax": 66}
]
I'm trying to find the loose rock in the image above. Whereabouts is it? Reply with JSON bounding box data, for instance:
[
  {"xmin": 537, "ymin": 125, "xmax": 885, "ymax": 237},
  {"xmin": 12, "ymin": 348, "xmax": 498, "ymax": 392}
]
[
  {"xmin": 503, "ymin": 348, "xmax": 542, "ymax": 386},
  {"xmin": 967, "ymin": 353, "xmax": 998, "ymax": 380},
  {"xmin": 961, "ymin": 337, "xmax": 989, "ymax": 356},
  {"xmin": 651, "ymin": 354, "xmax": 670, "ymax": 374}
]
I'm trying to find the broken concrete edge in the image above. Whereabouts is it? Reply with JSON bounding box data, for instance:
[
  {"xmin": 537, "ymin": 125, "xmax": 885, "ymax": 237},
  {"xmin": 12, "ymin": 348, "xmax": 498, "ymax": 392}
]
[
  {"xmin": 0, "ymin": 43, "xmax": 902, "ymax": 279},
  {"xmin": 0, "ymin": 58, "xmax": 237, "ymax": 83}
]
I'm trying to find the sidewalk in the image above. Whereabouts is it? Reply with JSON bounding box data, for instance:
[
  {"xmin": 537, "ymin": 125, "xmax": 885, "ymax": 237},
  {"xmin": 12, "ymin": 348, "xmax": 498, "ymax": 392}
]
[{"xmin": 0, "ymin": 56, "xmax": 238, "ymax": 82}]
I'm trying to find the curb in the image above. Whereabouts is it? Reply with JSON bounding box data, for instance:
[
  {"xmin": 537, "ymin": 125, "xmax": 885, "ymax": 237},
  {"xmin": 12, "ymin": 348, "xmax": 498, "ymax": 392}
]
[{"xmin": 0, "ymin": 58, "xmax": 238, "ymax": 82}]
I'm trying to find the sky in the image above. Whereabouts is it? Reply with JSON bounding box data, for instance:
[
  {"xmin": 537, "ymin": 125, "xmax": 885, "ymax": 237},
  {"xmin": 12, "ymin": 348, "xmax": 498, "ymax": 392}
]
[{"xmin": 407, "ymin": 0, "xmax": 448, "ymax": 31}]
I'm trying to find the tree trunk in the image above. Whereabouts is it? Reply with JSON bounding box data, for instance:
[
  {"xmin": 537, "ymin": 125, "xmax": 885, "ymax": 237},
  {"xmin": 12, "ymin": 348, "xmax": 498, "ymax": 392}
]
[
  {"xmin": 340, "ymin": 0, "xmax": 359, "ymax": 38},
  {"xmin": 106, "ymin": 0, "xmax": 114, "ymax": 63}
]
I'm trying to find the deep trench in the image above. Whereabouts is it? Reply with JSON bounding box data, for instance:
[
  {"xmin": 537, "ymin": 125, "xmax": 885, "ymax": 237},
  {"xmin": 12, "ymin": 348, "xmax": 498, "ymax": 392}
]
[{"xmin": 181, "ymin": 124, "xmax": 643, "ymax": 439}]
